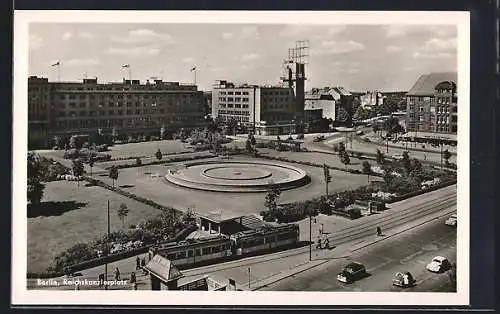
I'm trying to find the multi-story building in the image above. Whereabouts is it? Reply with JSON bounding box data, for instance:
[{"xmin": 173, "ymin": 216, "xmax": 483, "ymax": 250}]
[
  {"xmin": 304, "ymin": 87, "xmax": 354, "ymax": 122},
  {"xmin": 405, "ymin": 72, "xmax": 457, "ymax": 141},
  {"xmin": 211, "ymin": 80, "xmax": 296, "ymax": 135},
  {"xmin": 28, "ymin": 76, "xmax": 206, "ymax": 148}
]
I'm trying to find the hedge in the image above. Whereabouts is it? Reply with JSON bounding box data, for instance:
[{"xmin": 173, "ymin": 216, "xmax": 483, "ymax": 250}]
[
  {"xmin": 102, "ymin": 153, "xmax": 215, "ymax": 170},
  {"xmin": 386, "ymin": 179, "xmax": 457, "ymax": 203}
]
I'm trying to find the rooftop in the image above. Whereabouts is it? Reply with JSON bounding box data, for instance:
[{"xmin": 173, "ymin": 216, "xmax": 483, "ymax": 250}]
[{"xmin": 406, "ymin": 72, "xmax": 457, "ymax": 96}]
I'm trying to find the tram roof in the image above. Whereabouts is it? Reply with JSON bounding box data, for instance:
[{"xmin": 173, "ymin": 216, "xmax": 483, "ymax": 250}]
[{"xmin": 144, "ymin": 254, "xmax": 183, "ymax": 283}]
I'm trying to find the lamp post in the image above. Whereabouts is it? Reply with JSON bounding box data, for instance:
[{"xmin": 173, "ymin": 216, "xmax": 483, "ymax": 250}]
[
  {"xmin": 309, "ymin": 207, "xmax": 312, "ymax": 261},
  {"xmin": 104, "ymin": 199, "xmax": 110, "ymax": 290},
  {"xmin": 247, "ymin": 267, "xmax": 251, "ymax": 289}
]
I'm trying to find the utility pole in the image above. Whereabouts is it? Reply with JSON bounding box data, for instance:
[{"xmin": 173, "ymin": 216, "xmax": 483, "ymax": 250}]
[
  {"xmin": 309, "ymin": 208, "xmax": 312, "ymax": 261},
  {"xmin": 104, "ymin": 199, "xmax": 110, "ymax": 290},
  {"xmin": 247, "ymin": 267, "xmax": 251, "ymax": 289}
]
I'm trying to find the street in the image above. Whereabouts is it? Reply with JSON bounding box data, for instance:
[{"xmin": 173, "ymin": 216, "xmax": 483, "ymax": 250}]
[{"xmin": 259, "ymin": 215, "xmax": 456, "ymax": 292}]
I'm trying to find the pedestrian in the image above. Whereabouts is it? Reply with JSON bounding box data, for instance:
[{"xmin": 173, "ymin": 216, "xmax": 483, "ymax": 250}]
[
  {"xmin": 376, "ymin": 226, "xmax": 382, "ymax": 236},
  {"xmin": 114, "ymin": 267, "xmax": 121, "ymax": 281},
  {"xmin": 148, "ymin": 251, "xmax": 152, "ymax": 261},
  {"xmin": 141, "ymin": 258, "xmax": 147, "ymax": 275},
  {"xmin": 130, "ymin": 271, "xmax": 137, "ymax": 290},
  {"xmin": 319, "ymin": 223, "xmax": 324, "ymax": 235},
  {"xmin": 316, "ymin": 236, "xmax": 322, "ymax": 249},
  {"xmin": 136, "ymin": 256, "xmax": 140, "ymax": 270}
]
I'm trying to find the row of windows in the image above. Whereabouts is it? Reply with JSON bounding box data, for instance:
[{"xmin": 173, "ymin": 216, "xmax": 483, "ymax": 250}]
[
  {"xmin": 218, "ymin": 115, "xmax": 250, "ymax": 122},
  {"xmin": 218, "ymin": 103, "xmax": 250, "ymax": 109},
  {"xmin": 262, "ymin": 97, "xmax": 293, "ymax": 103},
  {"xmin": 220, "ymin": 91, "xmax": 250, "ymax": 96},
  {"xmin": 58, "ymin": 101, "xmax": 196, "ymax": 108},
  {"xmin": 217, "ymin": 110, "xmax": 250, "ymax": 116},
  {"xmin": 164, "ymin": 244, "xmax": 229, "ymax": 260},
  {"xmin": 218, "ymin": 97, "xmax": 250, "ymax": 102},
  {"xmin": 263, "ymin": 103, "xmax": 290, "ymax": 110},
  {"xmin": 54, "ymin": 116, "xmax": 200, "ymax": 130},
  {"xmin": 58, "ymin": 94, "xmax": 195, "ymax": 100}
]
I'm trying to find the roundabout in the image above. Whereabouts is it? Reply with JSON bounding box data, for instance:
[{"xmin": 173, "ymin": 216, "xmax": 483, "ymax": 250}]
[{"xmin": 165, "ymin": 160, "xmax": 309, "ymax": 192}]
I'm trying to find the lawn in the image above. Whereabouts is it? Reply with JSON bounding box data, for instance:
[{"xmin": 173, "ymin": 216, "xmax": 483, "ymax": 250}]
[
  {"xmin": 90, "ymin": 155, "xmax": 375, "ymax": 221},
  {"xmin": 27, "ymin": 181, "xmax": 163, "ymax": 273},
  {"xmin": 42, "ymin": 140, "xmax": 194, "ymax": 160}
]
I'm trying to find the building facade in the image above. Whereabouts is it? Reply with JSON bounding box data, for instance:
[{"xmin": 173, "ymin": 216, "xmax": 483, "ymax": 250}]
[
  {"xmin": 211, "ymin": 80, "xmax": 296, "ymax": 135},
  {"xmin": 304, "ymin": 87, "xmax": 354, "ymax": 122},
  {"xmin": 28, "ymin": 76, "xmax": 206, "ymax": 147},
  {"xmin": 405, "ymin": 72, "xmax": 457, "ymax": 136}
]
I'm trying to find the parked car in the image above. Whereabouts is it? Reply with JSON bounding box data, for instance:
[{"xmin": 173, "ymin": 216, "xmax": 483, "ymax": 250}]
[
  {"xmin": 336, "ymin": 262, "xmax": 366, "ymax": 283},
  {"xmin": 426, "ymin": 256, "xmax": 451, "ymax": 273},
  {"xmin": 313, "ymin": 135, "xmax": 326, "ymax": 142},
  {"xmin": 392, "ymin": 271, "xmax": 416, "ymax": 288},
  {"xmin": 445, "ymin": 214, "xmax": 457, "ymax": 227},
  {"xmin": 391, "ymin": 154, "xmax": 404, "ymax": 161},
  {"xmin": 356, "ymin": 130, "xmax": 364, "ymax": 135}
]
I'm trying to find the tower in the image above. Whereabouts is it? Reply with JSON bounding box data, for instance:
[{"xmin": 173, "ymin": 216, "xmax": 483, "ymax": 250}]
[{"xmin": 281, "ymin": 40, "xmax": 309, "ymax": 131}]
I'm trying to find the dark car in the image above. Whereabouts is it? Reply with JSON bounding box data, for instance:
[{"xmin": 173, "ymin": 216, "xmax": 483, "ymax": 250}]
[
  {"xmin": 336, "ymin": 262, "xmax": 366, "ymax": 283},
  {"xmin": 313, "ymin": 135, "xmax": 326, "ymax": 142}
]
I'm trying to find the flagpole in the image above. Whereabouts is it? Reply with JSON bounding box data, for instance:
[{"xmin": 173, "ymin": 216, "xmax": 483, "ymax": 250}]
[
  {"xmin": 194, "ymin": 69, "xmax": 197, "ymax": 85},
  {"xmin": 57, "ymin": 63, "xmax": 61, "ymax": 82},
  {"xmin": 128, "ymin": 67, "xmax": 131, "ymax": 83}
]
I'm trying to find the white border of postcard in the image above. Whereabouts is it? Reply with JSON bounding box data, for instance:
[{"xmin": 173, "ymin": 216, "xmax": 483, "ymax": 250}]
[{"xmin": 12, "ymin": 10, "xmax": 470, "ymax": 306}]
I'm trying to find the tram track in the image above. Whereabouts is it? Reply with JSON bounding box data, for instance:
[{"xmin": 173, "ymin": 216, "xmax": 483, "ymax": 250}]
[{"xmin": 182, "ymin": 190, "xmax": 456, "ymax": 277}]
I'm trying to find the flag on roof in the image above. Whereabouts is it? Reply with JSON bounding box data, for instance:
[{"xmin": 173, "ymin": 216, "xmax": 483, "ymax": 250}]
[
  {"xmin": 122, "ymin": 64, "xmax": 130, "ymax": 68},
  {"xmin": 51, "ymin": 61, "xmax": 60, "ymax": 67}
]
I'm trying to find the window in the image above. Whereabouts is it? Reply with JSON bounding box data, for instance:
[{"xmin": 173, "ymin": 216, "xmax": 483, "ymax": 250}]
[
  {"xmin": 243, "ymin": 91, "xmax": 249, "ymax": 95},
  {"xmin": 235, "ymin": 91, "xmax": 241, "ymax": 95},
  {"xmin": 195, "ymin": 249, "xmax": 201, "ymax": 256},
  {"xmin": 227, "ymin": 97, "xmax": 234, "ymax": 101},
  {"xmin": 188, "ymin": 250, "xmax": 194, "ymax": 257}
]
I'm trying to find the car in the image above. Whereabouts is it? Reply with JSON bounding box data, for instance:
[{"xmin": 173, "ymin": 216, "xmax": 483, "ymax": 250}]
[
  {"xmin": 426, "ymin": 256, "xmax": 451, "ymax": 273},
  {"xmin": 336, "ymin": 262, "xmax": 366, "ymax": 283},
  {"xmin": 356, "ymin": 130, "xmax": 364, "ymax": 135},
  {"xmin": 445, "ymin": 214, "xmax": 457, "ymax": 227},
  {"xmin": 392, "ymin": 271, "xmax": 416, "ymax": 288},
  {"xmin": 392, "ymin": 154, "xmax": 404, "ymax": 161},
  {"xmin": 313, "ymin": 136, "xmax": 326, "ymax": 142}
]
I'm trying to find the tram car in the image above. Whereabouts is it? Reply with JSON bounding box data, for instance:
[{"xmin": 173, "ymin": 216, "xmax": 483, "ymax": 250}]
[
  {"xmin": 229, "ymin": 224, "xmax": 300, "ymax": 256},
  {"xmin": 149, "ymin": 236, "xmax": 232, "ymax": 269},
  {"xmin": 149, "ymin": 223, "xmax": 300, "ymax": 268}
]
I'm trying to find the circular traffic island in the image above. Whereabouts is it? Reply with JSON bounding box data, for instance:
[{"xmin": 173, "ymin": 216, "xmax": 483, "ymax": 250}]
[{"xmin": 165, "ymin": 160, "xmax": 309, "ymax": 192}]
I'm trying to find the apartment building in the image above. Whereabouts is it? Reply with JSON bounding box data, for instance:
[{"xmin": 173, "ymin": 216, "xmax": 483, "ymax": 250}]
[
  {"xmin": 211, "ymin": 80, "xmax": 296, "ymax": 135},
  {"xmin": 405, "ymin": 72, "xmax": 457, "ymax": 141},
  {"xmin": 27, "ymin": 76, "xmax": 206, "ymax": 147}
]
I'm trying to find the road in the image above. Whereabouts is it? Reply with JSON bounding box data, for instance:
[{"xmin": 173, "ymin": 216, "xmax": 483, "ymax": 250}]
[
  {"xmin": 259, "ymin": 215, "xmax": 457, "ymax": 292},
  {"xmin": 27, "ymin": 185, "xmax": 456, "ymax": 291}
]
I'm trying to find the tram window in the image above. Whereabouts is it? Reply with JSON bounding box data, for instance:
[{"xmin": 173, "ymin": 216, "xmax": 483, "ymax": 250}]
[
  {"xmin": 212, "ymin": 246, "xmax": 220, "ymax": 253},
  {"xmin": 195, "ymin": 249, "xmax": 201, "ymax": 256},
  {"xmin": 167, "ymin": 254, "xmax": 176, "ymax": 260},
  {"xmin": 202, "ymin": 247, "xmax": 211, "ymax": 255},
  {"xmin": 177, "ymin": 251, "xmax": 187, "ymax": 259},
  {"xmin": 221, "ymin": 244, "xmax": 226, "ymax": 251},
  {"xmin": 188, "ymin": 250, "xmax": 194, "ymax": 257}
]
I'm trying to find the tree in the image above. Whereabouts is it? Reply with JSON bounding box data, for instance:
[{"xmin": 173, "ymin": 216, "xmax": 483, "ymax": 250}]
[
  {"xmin": 27, "ymin": 178, "xmax": 45, "ymax": 205},
  {"xmin": 250, "ymin": 133, "xmax": 256, "ymax": 146},
  {"xmin": 338, "ymin": 142, "xmax": 346, "ymax": 155},
  {"xmin": 340, "ymin": 151, "xmax": 351, "ymax": 169},
  {"xmin": 155, "ymin": 149, "xmax": 163, "ymax": 161},
  {"xmin": 117, "ymin": 203, "xmax": 129, "ymax": 230},
  {"xmin": 448, "ymin": 262, "xmax": 457, "ymax": 291},
  {"xmin": 109, "ymin": 165, "xmax": 119, "ymax": 188},
  {"xmin": 111, "ymin": 127, "xmax": 118, "ymax": 142},
  {"xmin": 401, "ymin": 151, "xmax": 411, "ymax": 173},
  {"xmin": 160, "ymin": 125, "xmax": 166, "ymax": 140},
  {"xmin": 376, "ymin": 148, "xmax": 385, "ymax": 165},
  {"xmin": 264, "ymin": 180, "xmax": 282, "ymax": 215},
  {"xmin": 27, "ymin": 152, "xmax": 45, "ymax": 205},
  {"xmin": 323, "ymin": 164, "xmax": 331, "ymax": 196},
  {"xmin": 383, "ymin": 117, "xmax": 400, "ymax": 135},
  {"xmin": 88, "ymin": 153, "xmax": 95, "ymax": 177},
  {"xmin": 372, "ymin": 124, "xmax": 380, "ymax": 136},
  {"xmin": 72, "ymin": 159, "xmax": 84, "ymax": 187},
  {"xmin": 442, "ymin": 149, "xmax": 452, "ymax": 165},
  {"xmin": 245, "ymin": 139, "xmax": 253, "ymax": 153},
  {"xmin": 362, "ymin": 161, "xmax": 372, "ymax": 183},
  {"xmin": 226, "ymin": 117, "xmax": 238, "ymax": 136}
]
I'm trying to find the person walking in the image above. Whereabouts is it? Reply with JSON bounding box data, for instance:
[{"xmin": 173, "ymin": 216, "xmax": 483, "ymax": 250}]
[
  {"xmin": 114, "ymin": 267, "xmax": 121, "ymax": 281},
  {"xmin": 130, "ymin": 272, "xmax": 137, "ymax": 290},
  {"xmin": 136, "ymin": 256, "xmax": 141, "ymax": 270},
  {"xmin": 141, "ymin": 258, "xmax": 147, "ymax": 275},
  {"xmin": 376, "ymin": 226, "xmax": 382, "ymax": 236}
]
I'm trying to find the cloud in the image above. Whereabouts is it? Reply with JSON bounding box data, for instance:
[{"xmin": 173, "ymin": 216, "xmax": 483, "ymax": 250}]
[
  {"xmin": 241, "ymin": 53, "xmax": 261, "ymax": 61},
  {"xmin": 65, "ymin": 58, "xmax": 100, "ymax": 66},
  {"xmin": 62, "ymin": 32, "xmax": 73, "ymax": 40},
  {"xmin": 327, "ymin": 25, "xmax": 346, "ymax": 36},
  {"xmin": 403, "ymin": 66, "xmax": 417, "ymax": 71},
  {"xmin": 209, "ymin": 67, "xmax": 225, "ymax": 72},
  {"xmin": 386, "ymin": 45, "xmax": 403, "ymax": 53},
  {"xmin": 105, "ymin": 47, "xmax": 161, "ymax": 56},
  {"xmin": 347, "ymin": 68, "xmax": 360, "ymax": 74},
  {"xmin": 412, "ymin": 51, "xmax": 454, "ymax": 59},
  {"xmin": 421, "ymin": 37, "xmax": 457, "ymax": 52},
  {"xmin": 279, "ymin": 25, "xmax": 345, "ymax": 39},
  {"xmin": 384, "ymin": 25, "xmax": 457, "ymax": 39},
  {"xmin": 78, "ymin": 32, "xmax": 94, "ymax": 39},
  {"xmin": 240, "ymin": 26, "xmax": 259, "ymax": 39},
  {"xmin": 221, "ymin": 32, "xmax": 233, "ymax": 40},
  {"xmin": 312, "ymin": 40, "xmax": 365, "ymax": 55},
  {"xmin": 111, "ymin": 29, "xmax": 176, "ymax": 44},
  {"xmin": 183, "ymin": 57, "xmax": 195, "ymax": 63},
  {"xmin": 29, "ymin": 35, "xmax": 43, "ymax": 50}
]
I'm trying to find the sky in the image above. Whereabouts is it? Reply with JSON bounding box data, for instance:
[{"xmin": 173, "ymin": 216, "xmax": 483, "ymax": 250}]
[{"xmin": 28, "ymin": 23, "xmax": 457, "ymax": 92}]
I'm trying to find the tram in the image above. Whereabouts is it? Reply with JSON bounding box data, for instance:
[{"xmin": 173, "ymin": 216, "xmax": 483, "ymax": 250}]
[{"xmin": 149, "ymin": 224, "xmax": 300, "ymax": 268}]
